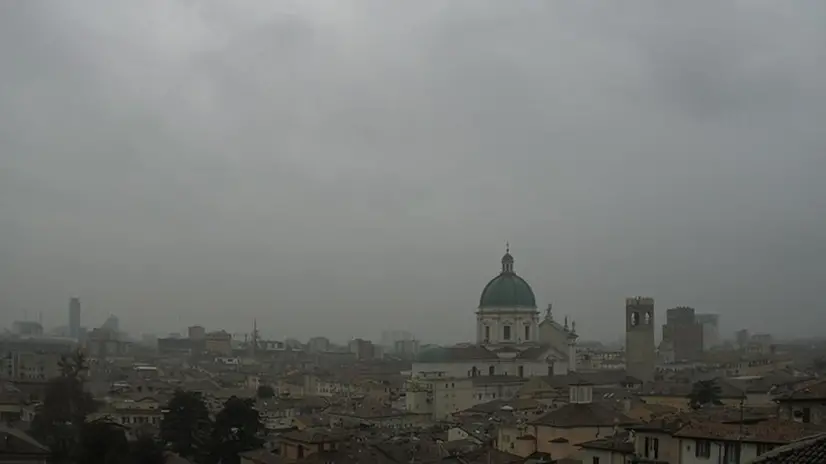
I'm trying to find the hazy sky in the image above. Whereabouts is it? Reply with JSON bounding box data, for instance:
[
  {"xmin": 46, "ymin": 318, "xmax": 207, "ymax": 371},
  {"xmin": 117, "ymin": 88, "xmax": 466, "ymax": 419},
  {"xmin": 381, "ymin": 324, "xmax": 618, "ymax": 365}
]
[{"xmin": 1, "ymin": 1, "xmax": 824, "ymax": 344}]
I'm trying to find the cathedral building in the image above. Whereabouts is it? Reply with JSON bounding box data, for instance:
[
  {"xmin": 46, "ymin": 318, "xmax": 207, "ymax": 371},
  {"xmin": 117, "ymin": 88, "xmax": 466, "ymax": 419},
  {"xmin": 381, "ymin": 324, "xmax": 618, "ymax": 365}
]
[{"xmin": 407, "ymin": 249, "xmax": 579, "ymax": 419}]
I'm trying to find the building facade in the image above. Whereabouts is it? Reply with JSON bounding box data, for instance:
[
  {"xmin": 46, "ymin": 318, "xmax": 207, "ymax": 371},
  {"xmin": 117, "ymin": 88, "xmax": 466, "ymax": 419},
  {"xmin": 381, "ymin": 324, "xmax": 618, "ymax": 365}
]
[
  {"xmin": 696, "ymin": 313, "xmax": 720, "ymax": 351},
  {"xmin": 69, "ymin": 297, "xmax": 81, "ymax": 340},
  {"xmin": 662, "ymin": 306, "xmax": 703, "ymax": 362},
  {"xmin": 625, "ymin": 296, "xmax": 655, "ymax": 383},
  {"xmin": 407, "ymin": 249, "xmax": 579, "ymax": 419}
]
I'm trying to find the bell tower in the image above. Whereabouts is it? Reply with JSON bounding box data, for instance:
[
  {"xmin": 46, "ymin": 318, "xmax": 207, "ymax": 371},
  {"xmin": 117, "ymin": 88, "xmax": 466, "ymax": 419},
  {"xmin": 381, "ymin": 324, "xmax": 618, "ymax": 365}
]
[{"xmin": 625, "ymin": 296, "xmax": 655, "ymax": 382}]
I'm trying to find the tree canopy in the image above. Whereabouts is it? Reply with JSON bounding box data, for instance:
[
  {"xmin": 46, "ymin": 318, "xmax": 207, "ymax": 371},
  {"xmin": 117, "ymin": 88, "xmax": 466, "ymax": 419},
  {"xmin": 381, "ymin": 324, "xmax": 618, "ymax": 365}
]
[
  {"xmin": 256, "ymin": 385, "xmax": 275, "ymax": 399},
  {"xmin": 689, "ymin": 379, "xmax": 724, "ymax": 409},
  {"xmin": 209, "ymin": 396, "xmax": 264, "ymax": 464},
  {"xmin": 161, "ymin": 389, "xmax": 213, "ymax": 462},
  {"xmin": 30, "ymin": 350, "xmax": 99, "ymax": 462}
]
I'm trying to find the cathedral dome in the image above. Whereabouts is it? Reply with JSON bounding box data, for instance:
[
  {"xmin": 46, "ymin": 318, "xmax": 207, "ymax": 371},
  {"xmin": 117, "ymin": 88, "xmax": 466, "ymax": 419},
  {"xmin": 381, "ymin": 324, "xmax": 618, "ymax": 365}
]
[
  {"xmin": 415, "ymin": 346, "xmax": 450, "ymax": 363},
  {"xmin": 479, "ymin": 249, "xmax": 537, "ymax": 309}
]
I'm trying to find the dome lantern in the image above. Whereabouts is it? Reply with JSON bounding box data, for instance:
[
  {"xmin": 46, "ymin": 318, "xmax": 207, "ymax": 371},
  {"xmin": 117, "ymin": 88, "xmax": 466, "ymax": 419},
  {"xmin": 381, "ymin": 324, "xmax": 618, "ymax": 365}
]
[{"xmin": 479, "ymin": 246, "xmax": 537, "ymax": 309}]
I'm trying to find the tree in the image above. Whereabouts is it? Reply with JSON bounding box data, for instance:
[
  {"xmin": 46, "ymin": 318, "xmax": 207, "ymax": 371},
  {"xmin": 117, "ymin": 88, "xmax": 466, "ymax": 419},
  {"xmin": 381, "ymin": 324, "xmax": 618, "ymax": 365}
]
[
  {"xmin": 126, "ymin": 432, "xmax": 167, "ymax": 464},
  {"xmin": 30, "ymin": 350, "xmax": 98, "ymax": 462},
  {"xmin": 209, "ymin": 396, "xmax": 264, "ymax": 464},
  {"xmin": 161, "ymin": 389, "xmax": 213, "ymax": 462},
  {"xmin": 74, "ymin": 419, "xmax": 130, "ymax": 464},
  {"xmin": 256, "ymin": 385, "xmax": 275, "ymax": 399},
  {"xmin": 689, "ymin": 379, "xmax": 724, "ymax": 409}
]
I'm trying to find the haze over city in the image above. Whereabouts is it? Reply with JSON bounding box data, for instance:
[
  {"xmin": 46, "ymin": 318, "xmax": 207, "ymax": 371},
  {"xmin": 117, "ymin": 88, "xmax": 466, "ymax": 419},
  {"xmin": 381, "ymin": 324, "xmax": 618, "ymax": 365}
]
[{"xmin": 2, "ymin": 1, "xmax": 825, "ymax": 343}]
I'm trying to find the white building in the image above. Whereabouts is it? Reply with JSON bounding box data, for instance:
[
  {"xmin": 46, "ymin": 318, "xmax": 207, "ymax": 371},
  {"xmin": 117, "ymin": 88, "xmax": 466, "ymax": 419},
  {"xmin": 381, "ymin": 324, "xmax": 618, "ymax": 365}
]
[{"xmin": 407, "ymin": 249, "xmax": 579, "ymax": 419}]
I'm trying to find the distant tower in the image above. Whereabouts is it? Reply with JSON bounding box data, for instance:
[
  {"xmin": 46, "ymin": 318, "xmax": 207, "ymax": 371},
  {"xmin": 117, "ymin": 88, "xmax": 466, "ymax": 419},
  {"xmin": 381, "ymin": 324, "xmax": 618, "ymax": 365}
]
[
  {"xmin": 625, "ymin": 296, "xmax": 655, "ymax": 382},
  {"xmin": 567, "ymin": 320, "xmax": 578, "ymax": 372},
  {"xmin": 69, "ymin": 297, "xmax": 81, "ymax": 339}
]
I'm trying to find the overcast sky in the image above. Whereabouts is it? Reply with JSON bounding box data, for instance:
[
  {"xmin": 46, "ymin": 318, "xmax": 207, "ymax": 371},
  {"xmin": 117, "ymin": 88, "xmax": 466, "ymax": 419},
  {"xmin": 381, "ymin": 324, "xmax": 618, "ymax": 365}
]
[{"xmin": 1, "ymin": 1, "xmax": 824, "ymax": 344}]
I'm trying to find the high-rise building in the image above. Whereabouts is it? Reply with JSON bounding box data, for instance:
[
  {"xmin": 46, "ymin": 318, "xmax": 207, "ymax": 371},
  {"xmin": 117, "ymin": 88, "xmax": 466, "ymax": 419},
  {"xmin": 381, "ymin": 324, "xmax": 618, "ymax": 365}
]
[
  {"xmin": 625, "ymin": 296, "xmax": 655, "ymax": 382},
  {"xmin": 381, "ymin": 330, "xmax": 414, "ymax": 349},
  {"xmin": 696, "ymin": 314, "xmax": 720, "ymax": 350},
  {"xmin": 661, "ymin": 307, "xmax": 703, "ymax": 362},
  {"xmin": 188, "ymin": 325, "xmax": 206, "ymax": 340},
  {"xmin": 736, "ymin": 329, "xmax": 750, "ymax": 350},
  {"xmin": 69, "ymin": 297, "xmax": 81, "ymax": 340}
]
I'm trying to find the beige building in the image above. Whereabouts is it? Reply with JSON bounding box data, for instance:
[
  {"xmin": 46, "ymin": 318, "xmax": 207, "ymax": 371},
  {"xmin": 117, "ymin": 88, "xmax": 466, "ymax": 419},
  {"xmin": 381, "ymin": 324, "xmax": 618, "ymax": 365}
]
[
  {"xmin": 410, "ymin": 249, "xmax": 580, "ymax": 407},
  {"xmin": 1, "ymin": 351, "xmax": 62, "ymax": 381},
  {"xmin": 274, "ymin": 429, "xmax": 349, "ymax": 461},
  {"xmin": 204, "ymin": 330, "xmax": 232, "ymax": 356},
  {"xmin": 498, "ymin": 381, "xmax": 637, "ymax": 460},
  {"xmin": 776, "ymin": 378, "xmax": 826, "ymax": 425},
  {"xmin": 328, "ymin": 404, "xmax": 427, "ymax": 428},
  {"xmin": 630, "ymin": 413, "xmax": 824, "ymax": 464}
]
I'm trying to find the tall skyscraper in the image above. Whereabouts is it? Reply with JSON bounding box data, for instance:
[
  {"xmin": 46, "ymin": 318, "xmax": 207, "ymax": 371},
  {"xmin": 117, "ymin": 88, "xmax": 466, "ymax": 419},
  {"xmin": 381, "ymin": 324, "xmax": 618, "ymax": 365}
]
[
  {"xmin": 625, "ymin": 296, "xmax": 655, "ymax": 382},
  {"xmin": 69, "ymin": 297, "xmax": 81, "ymax": 339},
  {"xmin": 696, "ymin": 313, "xmax": 720, "ymax": 350}
]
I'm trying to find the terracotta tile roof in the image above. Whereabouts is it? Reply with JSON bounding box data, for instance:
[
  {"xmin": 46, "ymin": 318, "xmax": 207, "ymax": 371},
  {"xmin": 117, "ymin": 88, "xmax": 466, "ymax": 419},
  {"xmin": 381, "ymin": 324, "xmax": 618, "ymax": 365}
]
[
  {"xmin": 578, "ymin": 432, "xmax": 635, "ymax": 454},
  {"xmin": 750, "ymin": 432, "xmax": 826, "ymax": 463},
  {"xmin": 329, "ymin": 405, "xmax": 412, "ymax": 419},
  {"xmin": 531, "ymin": 402, "xmax": 637, "ymax": 428},
  {"xmin": 674, "ymin": 418, "xmax": 826, "ymax": 444},
  {"xmin": 640, "ymin": 379, "xmax": 746, "ymax": 399},
  {"xmin": 775, "ymin": 378, "xmax": 826, "ymax": 401},
  {"xmin": 279, "ymin": 428, "xmax": 349, "ymax": 444},
  {"xmin": 462, "ymin": 398, "xmax": 544, "ymax": 414}
]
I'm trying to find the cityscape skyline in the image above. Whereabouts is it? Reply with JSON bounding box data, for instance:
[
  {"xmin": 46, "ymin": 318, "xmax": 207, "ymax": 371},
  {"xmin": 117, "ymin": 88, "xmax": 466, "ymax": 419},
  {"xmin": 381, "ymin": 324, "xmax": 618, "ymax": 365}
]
[{"xmin": 3, "ymin": 1, "xmax": 824, "ymax": 344}]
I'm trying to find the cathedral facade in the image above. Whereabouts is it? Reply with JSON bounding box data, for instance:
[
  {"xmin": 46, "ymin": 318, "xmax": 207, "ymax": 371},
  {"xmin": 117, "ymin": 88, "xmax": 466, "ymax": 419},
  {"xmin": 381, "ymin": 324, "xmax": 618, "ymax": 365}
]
[{"xmin": 411, "ymin": 249, "xmax": 578, "ymax": 379}]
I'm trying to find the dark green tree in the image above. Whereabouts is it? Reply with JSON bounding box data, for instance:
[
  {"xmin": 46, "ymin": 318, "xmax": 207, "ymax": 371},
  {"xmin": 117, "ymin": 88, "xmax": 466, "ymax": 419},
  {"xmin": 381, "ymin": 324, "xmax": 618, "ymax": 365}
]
[
  {"xmin": 689, "ymin": 379, "xmax": 724, "ymax": 409},
  {"xmin": 256, "ymin": 385, "xmax": 275, "ymax": 399},
  {"xmin": 161, "ymin": 389, "xmax": 213, "ymax": 462},
  {"xmin": 30, "ymin": 350, "xmax": 98, "ymax": 462},
  {"xmin": 75, "ymin": 419, "xmax": 130, "ymax": 464},
  {"xmin": 126, "ymin": 432, "xmax": 167, "ymax": 464},
  {"xmin": 209, "ymin": 396, "xmax": 264, "ymax": 464}
]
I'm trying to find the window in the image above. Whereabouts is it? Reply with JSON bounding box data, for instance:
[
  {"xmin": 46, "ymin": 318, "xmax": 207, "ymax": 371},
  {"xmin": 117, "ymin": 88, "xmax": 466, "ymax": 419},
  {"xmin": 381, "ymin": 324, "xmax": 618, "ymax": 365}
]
[
  {"xmin": 484, "ymin": 326, "xmax": 490, "ymax": 341},
  {"xmin": 695, "ymin": 440, "xmax": 711, "ymax": 458},
  {"xmin": 524, "ymin": 325, "xmax": 530, "ymax": 340},
  {"xmin": 592, "ymin": 458, "xmax": 600, "ymax": 464},
  {"xmin": 644, "ymin": 437, "xmax": 650, "ymax": 458},
  {"xmin": 723, "ymin": 443, "xmax": 740, "ymax": 464},
  {"xmin": 518, "ymin": 366, "xmax": 524, "ymax": 377},
  {"xmin": 653, "ymin": 437, "xmax": 659, "ymax": 459},
  {"xmin": 489, "ymin": 366, "xmax": 495, "ymax": 376},
  {"xmin": 631, "ymin": 312, "xmax": 639, "ymax": 326},
  {"xmin": 503, "ymin": 325, "xmax": 511, "ymax": 340},
  {"xmin": 757, "ymin": 443, "xmax": 775, "ymax": 455}
]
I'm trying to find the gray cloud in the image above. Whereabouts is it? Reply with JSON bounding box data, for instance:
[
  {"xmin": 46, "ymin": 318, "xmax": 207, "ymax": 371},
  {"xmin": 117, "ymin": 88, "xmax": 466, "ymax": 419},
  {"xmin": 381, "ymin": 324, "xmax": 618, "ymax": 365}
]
[{"xmin": 1, "ymin": 0, "xmax": 824, "ymax": 343}]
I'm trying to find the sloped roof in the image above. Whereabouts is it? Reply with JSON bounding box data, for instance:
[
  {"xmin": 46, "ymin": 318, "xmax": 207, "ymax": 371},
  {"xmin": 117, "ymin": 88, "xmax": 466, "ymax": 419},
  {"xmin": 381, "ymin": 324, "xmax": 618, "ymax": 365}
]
[
  {"xmin": 674, "ymin": 418, "xmax": 826, "ymax": 444},
  {"xmin": 750, "ymin": 433, "xmax": 826, "ymax": 463},
  {"xmin": 531, "ymin": 402, "xmax": 637, "ymax": 428}
]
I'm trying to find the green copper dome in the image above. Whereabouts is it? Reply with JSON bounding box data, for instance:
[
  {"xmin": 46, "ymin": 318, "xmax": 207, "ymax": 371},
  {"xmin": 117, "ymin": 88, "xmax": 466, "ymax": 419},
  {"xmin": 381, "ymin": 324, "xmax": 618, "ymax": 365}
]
[
  {"xmin": 479, "ymin": 250, "xmax": 537, "ymax": 309},
  {"xmin": 415, "ymin": 346, "xmax": 450, "ymax": 363}
]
